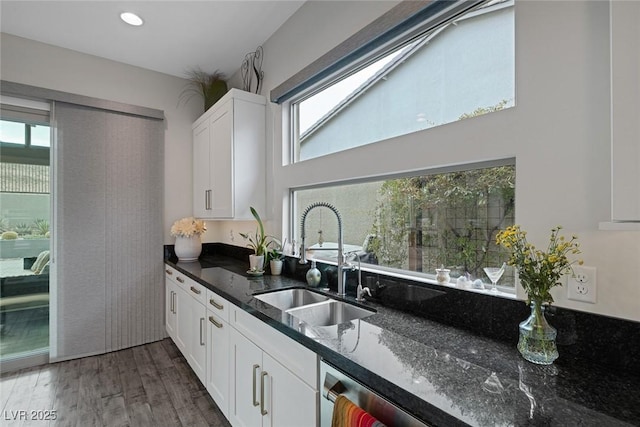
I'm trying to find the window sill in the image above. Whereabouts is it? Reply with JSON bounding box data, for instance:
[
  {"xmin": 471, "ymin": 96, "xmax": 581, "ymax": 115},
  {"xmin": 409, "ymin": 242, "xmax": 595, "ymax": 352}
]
[{"xmin": 307, "ymin": 255, "xmax": 517, "ymax": 299}]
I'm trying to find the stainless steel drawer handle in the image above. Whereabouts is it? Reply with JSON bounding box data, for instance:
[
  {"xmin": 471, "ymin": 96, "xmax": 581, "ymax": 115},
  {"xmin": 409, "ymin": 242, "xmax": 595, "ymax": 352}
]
[
  {"xmin": 252, "ymin": 364, "xmax": 260, "ymax": 407},
  {"xmin": 200, "ymin": 318, "xmax": 205, "ymax": 346},
  {"xmin": 176, "ymin": 277, "xmax": 184, "ymax": 283},
  {"xmin": 171, "ymin": 291, "xmax": 176, "ymax": 314},
  {"xmin": 260, "ymin": 371, "xmax": 268, "ymax": 416},
  {"xmin": 190, "ymin": 286, "xmax": 201, "ymax": 295},
  {"xmin": 165, "ymin": 269, "xmax": 173, "ymax": 275},
  {"xmin": 209, "ymin": 298, "xmax": 224, "ymax": 310},
  {"xmin": 208, "ymin": 316, "xmax": 223, "ymax": 329},
  {"xmin": 205, "ymin": 189, "xmax": 212, "ymax": 210}
]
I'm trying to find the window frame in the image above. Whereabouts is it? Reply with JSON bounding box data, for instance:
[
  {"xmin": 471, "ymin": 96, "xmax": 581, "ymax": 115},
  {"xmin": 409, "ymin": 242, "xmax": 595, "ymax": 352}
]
[
  {"xmin": 288, "ymin": 159, "xmax": 517, "ymax": 295},
  {"xmin": 276, "ymin": 0, "xmax": 517, "ymax": 297},
  {"xmin": 286, "ymin": 0, "xmax": 515, "ymax": 165},
  {"xmin": 0, "ymin": 96, "xmax": 51, "ymax": 166}
]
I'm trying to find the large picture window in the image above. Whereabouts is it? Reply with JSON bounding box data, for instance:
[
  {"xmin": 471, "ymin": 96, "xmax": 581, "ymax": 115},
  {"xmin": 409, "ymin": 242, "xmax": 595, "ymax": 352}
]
[
  {"xmin": 293, "ymin": 163, "xmax": 515, "ymax": 287},
  {"xmin": 282, "ymin": 0, "xmax": 516, "ymax": 293},
  {"xmin": 291, "ymin": 1, "xmax": 514, "ymax": 163}
]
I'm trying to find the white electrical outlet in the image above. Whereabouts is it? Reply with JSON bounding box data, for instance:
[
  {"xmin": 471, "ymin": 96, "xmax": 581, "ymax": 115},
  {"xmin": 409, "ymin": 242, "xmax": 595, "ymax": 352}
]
[{"xmin": 567, "ymin": 265, "xmax": 597, "ymax": 303}]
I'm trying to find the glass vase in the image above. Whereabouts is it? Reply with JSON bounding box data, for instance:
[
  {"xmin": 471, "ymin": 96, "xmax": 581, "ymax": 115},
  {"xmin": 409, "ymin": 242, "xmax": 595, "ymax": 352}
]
[{"xmin": 517, "ymin": 301, "xmax": 559, "ymax": 365}]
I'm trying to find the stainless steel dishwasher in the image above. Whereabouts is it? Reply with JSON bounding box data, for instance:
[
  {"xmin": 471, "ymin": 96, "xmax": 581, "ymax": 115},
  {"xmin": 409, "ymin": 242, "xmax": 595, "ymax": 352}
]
[{"xmin": 320, "ymin": 360, "xmax": 429, "ymax": 427}]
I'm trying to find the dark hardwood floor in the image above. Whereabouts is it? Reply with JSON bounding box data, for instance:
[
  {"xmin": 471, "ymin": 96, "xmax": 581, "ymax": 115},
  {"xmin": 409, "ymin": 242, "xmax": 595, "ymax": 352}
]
[{"xmin": 0, "ymin": 339, "xmax": 231, "ymax": 427}]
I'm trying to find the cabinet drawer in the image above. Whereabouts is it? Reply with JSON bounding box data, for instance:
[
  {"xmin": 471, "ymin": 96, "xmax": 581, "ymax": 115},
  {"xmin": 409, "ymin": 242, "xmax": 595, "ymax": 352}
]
[
  {"xmin": 231, "ymin": 306, "xmax": 318, "ymax": 389},
  {"xmin": 206, "ymin": 289, "xmax": 230, "ymax": 323},
  {"xmin": 173, "ymin": 273, "xmax": 207, "ymax": 306},
  {"xmin": 184, "ymin": 277, "xmax": 207, "ymax": 306}
]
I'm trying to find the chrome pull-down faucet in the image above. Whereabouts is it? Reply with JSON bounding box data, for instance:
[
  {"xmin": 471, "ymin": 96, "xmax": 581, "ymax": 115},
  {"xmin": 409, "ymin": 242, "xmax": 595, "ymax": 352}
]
[{"xmin": 299, "ymin": 202, "xmax": 348, "ymax": 297}]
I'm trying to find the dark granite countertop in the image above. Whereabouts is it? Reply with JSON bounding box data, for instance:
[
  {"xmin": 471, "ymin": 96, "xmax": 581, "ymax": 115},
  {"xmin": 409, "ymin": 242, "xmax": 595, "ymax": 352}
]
[{"xmin": 166, "ymin": 255, "xmax": 639, "ymax": 427}]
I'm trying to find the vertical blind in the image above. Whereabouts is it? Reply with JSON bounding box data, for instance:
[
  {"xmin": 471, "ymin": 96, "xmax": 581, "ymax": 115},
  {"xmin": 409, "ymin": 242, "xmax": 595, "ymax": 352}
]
[{"xmin": 53, "ymin": 101, "xmax": 164, "ymax": 360}]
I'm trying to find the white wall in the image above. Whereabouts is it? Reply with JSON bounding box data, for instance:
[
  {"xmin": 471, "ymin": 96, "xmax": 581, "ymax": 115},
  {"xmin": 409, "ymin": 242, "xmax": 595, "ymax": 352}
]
[
  {"xmin": 233, "ymin": 0, "xmax": 638, "ymax": 322},
  {"xmin": 0, "ymin": 33, "xmax": 201, "ymax": 244}
]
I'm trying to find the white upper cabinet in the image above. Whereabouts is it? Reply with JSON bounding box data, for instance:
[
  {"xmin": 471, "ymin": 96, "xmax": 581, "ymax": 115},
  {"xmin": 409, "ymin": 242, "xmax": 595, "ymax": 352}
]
[
  {"xmin": 193, "ymin": 89, "xmax": 266, "ymax": 220},
  {"xmin": 610, "ymin": 0, "xmax": 640, "ymax": 222}
]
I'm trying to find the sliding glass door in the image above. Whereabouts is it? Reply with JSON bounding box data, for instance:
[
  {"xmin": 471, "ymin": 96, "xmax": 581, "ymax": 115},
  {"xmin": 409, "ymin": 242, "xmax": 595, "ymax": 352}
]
[{"xmin": 0, "ymin": 101, "xmax": 51, "ymax": 363}]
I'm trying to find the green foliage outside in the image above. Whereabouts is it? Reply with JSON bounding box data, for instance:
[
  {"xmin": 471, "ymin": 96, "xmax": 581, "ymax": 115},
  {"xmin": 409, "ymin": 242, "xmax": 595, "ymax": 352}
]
[
  {"xmin": 31, "ymin": 218, "xmax": 49, "ymax": 236},
  {"xmin": 368, "ymin": 101, "xmax": 515, "ymax": 280},
  {"xmin": 0, "ymin": 217, "xmax": 50, "ymax": 238},
  {"xmin": 0, "ymin": 217, "xmax": 9, "ymax": 233}
]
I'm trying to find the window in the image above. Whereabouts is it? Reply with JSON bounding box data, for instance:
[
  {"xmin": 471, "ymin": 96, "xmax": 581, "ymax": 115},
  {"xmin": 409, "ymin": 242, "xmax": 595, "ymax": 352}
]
[
  {"xmin": 281, "ymin": 0, "xmax": 516, "ymax": 292},
  {"xmin": 291, "ymin": 1, "xmax": 514, "ymax": 163},
  {"xmin": 0, "ymin": 120, "xmax": 50, "ymax": 148},
  {"xmin": 0, "ymin": 120, "xmax": 26, "ymax": 145},
  {"xmin": 293, "ymin": 164, "xmax": 515, "ymax": 287},
  {"xmin": 0, "ymin": 113, "xmax": 51, "ymax": 361}
]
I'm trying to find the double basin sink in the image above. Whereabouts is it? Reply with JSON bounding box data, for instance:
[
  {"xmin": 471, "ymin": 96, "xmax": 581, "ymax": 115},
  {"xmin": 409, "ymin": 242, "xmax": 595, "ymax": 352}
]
[{"xmin": 254, "ymin": 288, "xmax": 374, "ymax": 327}]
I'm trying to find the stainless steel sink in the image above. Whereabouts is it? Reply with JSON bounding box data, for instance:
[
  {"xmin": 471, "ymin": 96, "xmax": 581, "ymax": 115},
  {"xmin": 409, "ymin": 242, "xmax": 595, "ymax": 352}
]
[
  {"xmin": 286, "ymin": 300, "xmax": 374, "ymax": 326},
  {"xmin": 254, "ymin": 288, "xmax": 330, "ymax": 311}
]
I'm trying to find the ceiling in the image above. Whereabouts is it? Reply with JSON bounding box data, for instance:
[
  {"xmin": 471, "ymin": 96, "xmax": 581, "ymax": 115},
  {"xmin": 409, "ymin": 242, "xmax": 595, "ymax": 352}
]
[{"xmin": 0, "ymin": 1, "xmax": 306, "ymax": 78}]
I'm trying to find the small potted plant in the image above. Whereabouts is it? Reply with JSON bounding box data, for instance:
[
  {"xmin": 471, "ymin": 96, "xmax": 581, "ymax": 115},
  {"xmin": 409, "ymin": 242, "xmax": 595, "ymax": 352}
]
[
  {"xmin": 180, "ymin": 68, "xmax": 228, "ymax": 112},
  {"xmin": 240, "ymin": 207, "xmax": 274, "ymax": 272},
  {"xmin": 170, "ymin": 217, "xmax": 207, "ymax": 262},
  {"xmin": 267, "ymin": 239, "xmax": 285, "ymax": 276}
]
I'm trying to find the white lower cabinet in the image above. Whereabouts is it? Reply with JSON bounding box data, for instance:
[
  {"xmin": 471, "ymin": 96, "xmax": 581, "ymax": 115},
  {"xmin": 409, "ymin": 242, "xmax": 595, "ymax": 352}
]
[
  {"xmin": 168, "ymin": 270, "xmax": 207, "ymax": 383},
  {"xmin": 164, "ymin": 266, "xmax": 319, "ymax": 427},
  {"xmin": 206, "ymin": 309, "xmax": 230, "ymax": 419},
  {"xmin": 165, "ymin": 274, "xmax": 178, "ymax": 339},
  {"xmin": 230, "ymin": 329, "xmax": 264, "ymax": 427},
  {"xmin": 262, "ymin": 351, "xmax": 317, "ymax": 427},
  {"xmin": 229, "ymin": 328, "xmax": 317, "ymax": 427},
  {"xmin": 185, "ymin": 296, "xmax": 207, "ymax": 383},
  {"xmin": 172, "ymin": 285, "xmax": 188, "ymax": 355}
]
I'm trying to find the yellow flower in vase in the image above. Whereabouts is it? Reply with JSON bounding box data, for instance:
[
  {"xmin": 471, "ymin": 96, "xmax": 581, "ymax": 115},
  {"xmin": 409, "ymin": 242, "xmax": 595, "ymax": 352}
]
[{"xmin": 496, "ymin": 225, "xmax": 582, "ymax": 365}]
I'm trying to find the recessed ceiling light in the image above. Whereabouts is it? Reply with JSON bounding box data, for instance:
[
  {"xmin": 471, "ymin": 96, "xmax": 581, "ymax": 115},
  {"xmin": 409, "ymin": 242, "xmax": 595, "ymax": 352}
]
[{"xmin": 120, "ymin": 12, "xmax": 143, "ymax": 27}]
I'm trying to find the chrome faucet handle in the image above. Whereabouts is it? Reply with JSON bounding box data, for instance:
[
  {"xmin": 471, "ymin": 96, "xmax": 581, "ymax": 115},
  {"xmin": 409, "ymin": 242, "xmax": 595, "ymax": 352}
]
[
  {"xmin": 344, "ymin": 251, "xmax": 359, "ymax": 269},
  {"xmin": 343, "ymin": 260, "xmax": 356, "ymax": 271},
  {"xmin": 356, "ymin": 284, "xmax": 371, "ymax": 302}
]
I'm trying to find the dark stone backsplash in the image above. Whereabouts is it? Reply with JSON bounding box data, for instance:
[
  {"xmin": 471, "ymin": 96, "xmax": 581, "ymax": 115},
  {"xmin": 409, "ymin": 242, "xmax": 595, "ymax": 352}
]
[{"xmin": 166, "ymin": 243, "xmax": 640, "ymax": 378}]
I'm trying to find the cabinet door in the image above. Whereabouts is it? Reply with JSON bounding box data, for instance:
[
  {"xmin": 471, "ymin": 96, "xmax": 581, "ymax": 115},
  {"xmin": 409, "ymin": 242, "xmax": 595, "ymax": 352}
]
[
  {"xmin": 174, "ymin": 286, "xmax": 190, "ymax": 355},
  {"xmin": 209, "ymin": 103, "xmax": 234, "ymax": 218},
  {"xmin": 611, "ymin": 0, "xmax": 640, "ymax": 221},
  {"xmin": 165, "ymin": 279, "xmax": 177, "ymax": 339},
  {"xmin": 263, "ymin": 353, "xmax": 318, "ymax": 427},
  {"xmin": 193, "ymin": 120, "xmax": 211, "ymax": 218},
  {"xmin": 187, "ymin": 301, "xmax": 207, "ymax": 384},
  {"xmin": 230, "ymin": 329, "xmax": 263, "ymax": 427},
  {"xmin": 206, "ymin": 312, "xmax": 230, "ymax": 418}
]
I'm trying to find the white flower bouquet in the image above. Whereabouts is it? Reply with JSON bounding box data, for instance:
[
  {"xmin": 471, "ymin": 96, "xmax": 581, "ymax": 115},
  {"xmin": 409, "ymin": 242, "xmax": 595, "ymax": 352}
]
[{"xmin": 170, "ymin": 217, "xmax": 206, "ymax": 238}]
